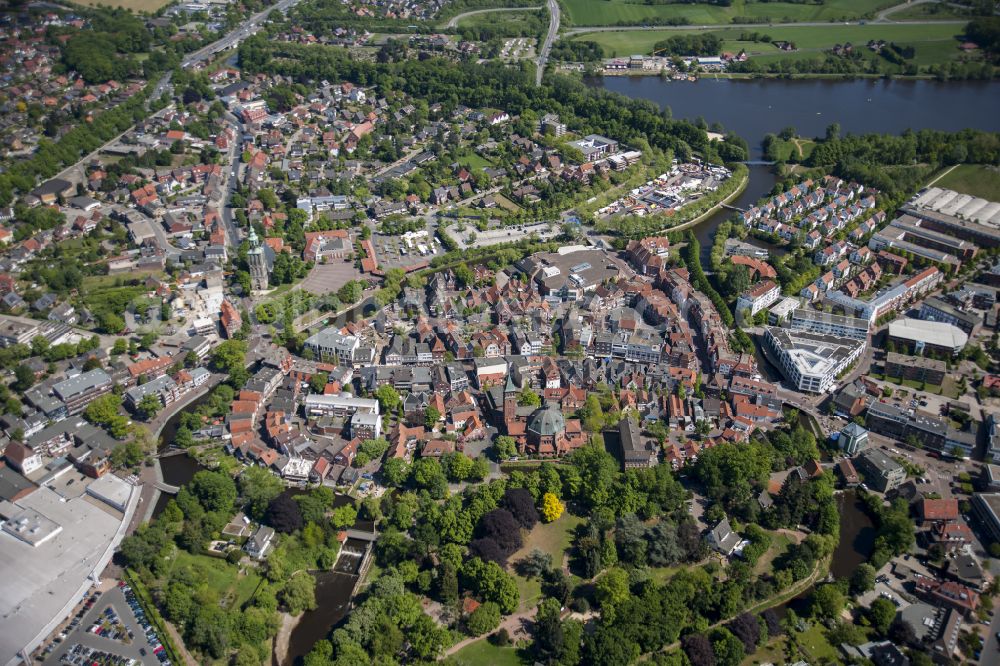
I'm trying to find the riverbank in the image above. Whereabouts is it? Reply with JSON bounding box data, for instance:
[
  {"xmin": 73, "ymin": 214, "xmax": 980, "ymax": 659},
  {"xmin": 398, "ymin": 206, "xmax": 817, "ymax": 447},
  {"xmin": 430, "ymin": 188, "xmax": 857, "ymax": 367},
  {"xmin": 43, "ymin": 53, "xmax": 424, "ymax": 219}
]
[
  {"xmin": 588, "ymin": 69, "xmax": 971, "ymax": 81},
  {"xmin": 650, "ymin": 165, "xmax": 749, "ymax": 236}
]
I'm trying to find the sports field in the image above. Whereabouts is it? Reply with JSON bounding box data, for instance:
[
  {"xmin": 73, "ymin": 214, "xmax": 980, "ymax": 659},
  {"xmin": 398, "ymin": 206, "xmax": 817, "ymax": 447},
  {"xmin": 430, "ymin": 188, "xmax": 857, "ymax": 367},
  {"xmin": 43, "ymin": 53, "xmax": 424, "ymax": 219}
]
[
  {"xmin": 561, "ymin": 0, "xmax": 897, "ymax": 27},
  {"xmin": 571, "ymin": 22, "xmax": 963, "ymax": 63},
  {"xmin": 79, "ymin": 0, "xmax": 173, "ymax": 11}
]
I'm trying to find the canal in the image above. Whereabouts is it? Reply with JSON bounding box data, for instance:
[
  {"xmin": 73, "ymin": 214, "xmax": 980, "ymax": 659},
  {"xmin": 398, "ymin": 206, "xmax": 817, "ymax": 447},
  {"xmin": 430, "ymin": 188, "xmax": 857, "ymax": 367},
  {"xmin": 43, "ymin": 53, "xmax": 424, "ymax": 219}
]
[{"xmin": 776, "ymin": 489, "xmax": 876, "ymax": 617}]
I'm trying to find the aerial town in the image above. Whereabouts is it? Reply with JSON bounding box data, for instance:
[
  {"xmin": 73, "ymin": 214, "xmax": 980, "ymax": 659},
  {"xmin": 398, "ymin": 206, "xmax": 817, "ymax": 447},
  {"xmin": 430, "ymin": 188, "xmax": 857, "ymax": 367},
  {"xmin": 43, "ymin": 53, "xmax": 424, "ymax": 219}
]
[{"xmin": 0, "ymin": 1, "xmax": 1000, "ymax": 666}]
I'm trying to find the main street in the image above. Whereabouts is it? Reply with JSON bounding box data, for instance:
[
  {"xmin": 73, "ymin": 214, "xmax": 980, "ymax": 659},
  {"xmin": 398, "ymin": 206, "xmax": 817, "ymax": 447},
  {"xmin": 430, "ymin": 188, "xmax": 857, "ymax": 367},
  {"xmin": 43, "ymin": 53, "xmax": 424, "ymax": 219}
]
[
  {"xmin": 180, "ymin": 0, "xmax": 303, "ymax": 69},
  {"xmin": 535, "ymin": 0, "xmax": 560, "ymax": 86}
]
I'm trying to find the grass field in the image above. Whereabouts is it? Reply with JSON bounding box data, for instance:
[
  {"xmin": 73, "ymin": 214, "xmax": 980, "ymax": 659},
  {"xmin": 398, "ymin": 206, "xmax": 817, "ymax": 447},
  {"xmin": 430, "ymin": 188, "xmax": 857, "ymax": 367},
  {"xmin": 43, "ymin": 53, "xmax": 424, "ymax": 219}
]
[
  {"xmin": 795, "ymin": 623, "xmax": 839, "ymax": 663},
  {"xmin": 453, "ymin": 638, "xmax": 528, "ymax": 666},
  {"xmin": 933, "ymin": 164, "xmax": 1000, "ymax": 201},
  {"xmin": 167, "ymin": 551, "xmax": 263, "ymax": 609},
  {"xmin": 561, "ymin": 0, "xmax": 897, "ymax": 27},
  {"xmin": 506, "ymin": 514, "xmax": 584, "ymax": 611},
  {"xmin": 572, "ymin": 22, "xmax": 964, "ymax": 61},
  {"xmin": 752, "ymin": 531, "xmax": 794, "ymax": 576},
  {"xmin": 889, "ymin": 2, "xmax": 977, "ymax": 20},
  {"xmin": 767, "ymin": 137, "xmax": 817, "ymax": 163},
  {"xmin": 79, "ymin": 0, "xmax": 172, "ymax": 10},
  {"xmin": 457, "ymin": 7, "xmax": 547, "ymax": 35}
]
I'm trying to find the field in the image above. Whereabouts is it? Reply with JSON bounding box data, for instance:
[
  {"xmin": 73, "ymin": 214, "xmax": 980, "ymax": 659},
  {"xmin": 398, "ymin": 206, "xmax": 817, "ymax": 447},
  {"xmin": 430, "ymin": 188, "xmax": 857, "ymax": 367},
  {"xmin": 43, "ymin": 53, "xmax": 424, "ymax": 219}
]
[
  {"xmin": 79, "ymin": 0, "xmax": 172, "ymax": 10},
  {"xmin": 795, "ymin": 623, "xmax": 839, "ymax": 663},
  {"xmin": 572, "ymin": 22, "xmax": 964, "ymax": 62},
  {"xmin": 167, "ymin": 551, "xmax": 263, "ymax": 609},
  {"xmin": 765, "ymin": 137, "xmax": 816, "ymax": 163},
  {"xmin": 933, "ymin": 164, "xmax": 1000, "ymax": 201},
  {"xmin": 457, "ymin": 7, "xmax": 548, "ymax": 36},
  {"xmin": 561, "ymin": 0, "xmax": 897, "ymax": 27},
  {"xmin": 453, "ymin": 638, "xmax": 528, "ymax": 666}
]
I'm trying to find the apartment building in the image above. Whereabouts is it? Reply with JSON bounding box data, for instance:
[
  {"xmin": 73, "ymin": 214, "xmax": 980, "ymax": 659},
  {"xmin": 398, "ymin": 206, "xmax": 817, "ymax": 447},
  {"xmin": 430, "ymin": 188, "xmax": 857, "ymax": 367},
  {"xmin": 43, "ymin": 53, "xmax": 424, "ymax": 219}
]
[{"xmin": 52, "ymin": 369, "xmax": 114, "ymax": 415}]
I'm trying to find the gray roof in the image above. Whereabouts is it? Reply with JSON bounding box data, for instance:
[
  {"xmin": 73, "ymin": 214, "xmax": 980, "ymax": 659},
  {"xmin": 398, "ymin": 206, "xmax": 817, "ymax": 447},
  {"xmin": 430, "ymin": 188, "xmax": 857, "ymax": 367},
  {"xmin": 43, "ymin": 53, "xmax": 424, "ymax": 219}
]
[
  {"xmin": 527, "ymin": 404, "xmax": 565, "ymax": 437},
  {"xmin": 52, "ymin": 369, "xmax": 111, "ymax": 400}
]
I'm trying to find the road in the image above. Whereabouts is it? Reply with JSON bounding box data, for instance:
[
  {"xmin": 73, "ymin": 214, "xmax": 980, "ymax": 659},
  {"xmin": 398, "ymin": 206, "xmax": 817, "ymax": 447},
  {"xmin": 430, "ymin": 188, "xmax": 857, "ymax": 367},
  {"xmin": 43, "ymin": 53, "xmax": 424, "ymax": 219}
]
[
  {"xmin": 180, "ymin": 0, "xmax": 303, "ymax": 69},
  {"xmin": 220, "ymin": 109, "xmax": 244, "ymax": 248},
  {"xmin": 444, "ymin": 5, "xmax": 542, "ymax": 29},
  {"xmin": 535, "ymin": 0, "xmax": 560, "ymax": 86}
]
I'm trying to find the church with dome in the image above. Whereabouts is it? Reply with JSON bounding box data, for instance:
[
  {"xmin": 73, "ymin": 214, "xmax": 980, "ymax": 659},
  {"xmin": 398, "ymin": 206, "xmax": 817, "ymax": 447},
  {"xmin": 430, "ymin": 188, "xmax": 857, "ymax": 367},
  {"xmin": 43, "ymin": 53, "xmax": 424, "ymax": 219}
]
[{"xmin": 488, "ymin": 368, "xmax": 586, "ymax": 457}]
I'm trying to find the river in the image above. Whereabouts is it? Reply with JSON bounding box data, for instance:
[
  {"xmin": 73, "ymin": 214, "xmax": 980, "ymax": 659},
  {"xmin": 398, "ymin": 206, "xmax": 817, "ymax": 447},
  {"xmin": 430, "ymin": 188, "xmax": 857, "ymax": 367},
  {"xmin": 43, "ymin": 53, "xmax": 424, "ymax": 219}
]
[{"xmin": 592, "ymin": 77, "xmax": 1000, "ymax": 159}]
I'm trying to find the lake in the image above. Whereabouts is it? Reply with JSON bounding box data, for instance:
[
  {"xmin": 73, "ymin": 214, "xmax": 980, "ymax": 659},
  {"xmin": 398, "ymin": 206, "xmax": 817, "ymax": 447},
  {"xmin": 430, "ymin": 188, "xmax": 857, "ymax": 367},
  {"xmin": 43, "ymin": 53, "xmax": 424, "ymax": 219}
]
[{"xmin": 592, "ymin": 77, "xmax": 1000, "ymax": 159}]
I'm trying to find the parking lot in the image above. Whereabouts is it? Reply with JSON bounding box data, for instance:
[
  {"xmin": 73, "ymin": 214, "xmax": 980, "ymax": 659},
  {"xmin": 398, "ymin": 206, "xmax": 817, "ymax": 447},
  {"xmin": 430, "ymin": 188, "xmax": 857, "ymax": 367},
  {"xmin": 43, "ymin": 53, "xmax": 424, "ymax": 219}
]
[
  {"xmin": 372, "ymin": 229, "xmax": 443, "ymax": 269},
  {"xmin": 44, "ymin": 585, "xmax": 167, "ymax": 666},
  {"xmin": 452, "ymin": 221, "xmax": 561, "ymax": 250},
  {"xmin": 297, "ymin": 259, "xmax": 363, "ymax": 295}
]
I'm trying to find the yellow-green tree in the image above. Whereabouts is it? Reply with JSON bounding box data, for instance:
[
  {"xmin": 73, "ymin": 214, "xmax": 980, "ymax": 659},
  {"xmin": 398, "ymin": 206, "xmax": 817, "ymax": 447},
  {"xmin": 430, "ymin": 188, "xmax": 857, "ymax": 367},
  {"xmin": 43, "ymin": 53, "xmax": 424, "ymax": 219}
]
[{"xmin": 541, "ymin": 492, "xmax": 564, "ymax": 523}]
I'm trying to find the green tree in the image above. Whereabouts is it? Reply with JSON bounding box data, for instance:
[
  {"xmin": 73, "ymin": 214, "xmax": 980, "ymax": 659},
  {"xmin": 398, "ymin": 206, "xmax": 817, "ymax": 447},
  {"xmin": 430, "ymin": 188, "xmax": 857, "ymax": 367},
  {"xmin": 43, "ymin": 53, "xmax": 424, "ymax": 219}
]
[
  {"xmin": 868, "ymin": 597, "xmax": 896, "ymax": 635},
  {"xmin": 136, "ymin": 393, "xmax": 162, "ymax": 420},
  {"xmin": 494, "ymin": 435, "xmax": 517, "ymax": 460},
  {"xmin": 595, "ymin": 567, "xmax": 630, "ymax": 621},
  {"xmin": 382, "ymin": 457, "xmax": 411, "ymax": 486},
  {"xmin": 13, "ymin": 364, "xmax": 34, "ymax": 392},
  {"xmin": 240, "ymin": 467, "xmax": 285, "ymax": 521},
  {"xmin": 466, "ymin": 601, "xmax": 501, "ymax": 636},
  {"xmin": 374, "ymin": 384, "xmax": 401, "ymax": 413},
  {"xmin": 811, "ymin": 584, "xmax": 846, "ymax": 620},
  {"xmin": 850, "ymin": 563, "xmax": 877, "ymax": 596},
  {"xmin": 279, "ymin": 573, "xmax": 317, "ymax": 615},
  {"xmin": 424, "ymin": 406, "xmax": 441, "ymax": 429},
  {"xmin": 309, "ymin": 372, "xmax": 328, "ymax": 393},
  {"xmin": 188, "ymin": 470, "xmax": 238, "ymax": 513},
  {"xmin": 518, "ymin": 387, "xmax": 542, "ymax": 407}
]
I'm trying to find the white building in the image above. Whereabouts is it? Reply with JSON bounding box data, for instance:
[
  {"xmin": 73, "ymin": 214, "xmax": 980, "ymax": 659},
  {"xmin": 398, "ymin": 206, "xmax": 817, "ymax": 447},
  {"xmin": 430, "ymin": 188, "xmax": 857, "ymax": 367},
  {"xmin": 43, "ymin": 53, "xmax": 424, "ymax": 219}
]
[
  {"xmin": 789, "ymin": 309, "xmax": 869, "ymax": 340},
  {"xmin": 736, "ymin": 280, "xmax": 781, "ymax": 317},
  {"xmin": 765, "ymin": 327, "xmax": 867, "ymax": 394},
  {"xmin": 768, "ymin": 297, "xmax": 800, "ymax": 325},
  {"xmin": 304, "ymin": 393, "xmax": 379, "ymax": 418},
  {"xmin": 304, "ymin": 328, "xmax": 360, "ymax": 366}
]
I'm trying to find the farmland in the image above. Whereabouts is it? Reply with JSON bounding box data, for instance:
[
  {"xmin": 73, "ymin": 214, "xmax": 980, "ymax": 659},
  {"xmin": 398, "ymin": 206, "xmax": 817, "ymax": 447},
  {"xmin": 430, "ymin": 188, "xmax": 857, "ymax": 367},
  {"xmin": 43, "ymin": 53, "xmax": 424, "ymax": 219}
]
[
  {"xmin": 570, "ymin": 22, "xmax": 964, "ymax": 64},
  {"xmin": 560, "ymin": 0, "xmax": 898, "ymax": 27}
]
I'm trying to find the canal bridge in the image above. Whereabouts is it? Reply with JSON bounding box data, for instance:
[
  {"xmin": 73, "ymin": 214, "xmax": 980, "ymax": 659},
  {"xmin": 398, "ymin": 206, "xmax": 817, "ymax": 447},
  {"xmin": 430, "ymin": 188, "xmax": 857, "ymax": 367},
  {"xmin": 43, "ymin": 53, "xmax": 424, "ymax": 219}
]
[{"xmin": 153, "ymin": 481, "xmax": 180, "ymax": 494}]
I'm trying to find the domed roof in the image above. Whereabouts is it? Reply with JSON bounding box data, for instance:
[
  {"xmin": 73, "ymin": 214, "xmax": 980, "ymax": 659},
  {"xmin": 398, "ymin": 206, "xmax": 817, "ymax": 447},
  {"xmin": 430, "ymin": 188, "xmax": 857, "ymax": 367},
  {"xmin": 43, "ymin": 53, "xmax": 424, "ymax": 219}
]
[{"xmin": 527, "ymin": 404, "xmax": 565, "ymax": 437}]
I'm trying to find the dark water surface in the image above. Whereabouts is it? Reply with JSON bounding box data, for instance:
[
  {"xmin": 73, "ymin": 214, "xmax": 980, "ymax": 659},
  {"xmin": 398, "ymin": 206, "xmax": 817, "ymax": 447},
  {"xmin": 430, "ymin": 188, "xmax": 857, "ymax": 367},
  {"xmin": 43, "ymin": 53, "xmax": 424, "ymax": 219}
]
[{"xmin": 593, "ymin": 77, "xmax": 1000, "ymax": 159}]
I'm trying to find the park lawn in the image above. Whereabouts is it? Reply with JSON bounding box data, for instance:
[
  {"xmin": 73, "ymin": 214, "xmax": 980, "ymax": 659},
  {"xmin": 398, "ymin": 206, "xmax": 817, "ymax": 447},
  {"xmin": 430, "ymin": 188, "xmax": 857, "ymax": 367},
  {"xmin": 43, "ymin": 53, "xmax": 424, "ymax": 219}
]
[
  {"xmin": 168, "ymin": 550, "xmax": 263, "ymax": 609},
  {"xmin": 795, "ymin": 623, "xmax": 839, "ymax": 663},
  {"xmin": 934, "ymin": 164, "xmax": 1000, "ymax": 201},
  {"xmin": 453, "ymin": 638, "xmax": 529, "ymax": 666},
  {"xmin": 753, "ymin": 531, "xmax": 794, "ymax": 576},
  {"xmin": 574, "ymin": 23, "xmax": 962, "ymax": 59},
  {"xmin": 507, "ymin": 513, "xmax": 584, "ymax": 611},
  {"xmin": 742, "ymin": 636, "xmax": 788, "ymax": 666},
  {"xmin": 562, "ymin": 0, "xmax": 896, "ymax": 27},
  {"xmin": 766, "ymin": 137, "xmax": 816, "ymax": 163}
]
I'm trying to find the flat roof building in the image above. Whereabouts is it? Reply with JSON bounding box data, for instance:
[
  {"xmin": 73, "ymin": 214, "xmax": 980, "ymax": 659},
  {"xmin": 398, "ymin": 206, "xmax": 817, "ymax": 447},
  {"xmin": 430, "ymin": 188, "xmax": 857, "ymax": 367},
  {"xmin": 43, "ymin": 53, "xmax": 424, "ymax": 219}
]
[
  {"xmin": 789, "ymin": 308, "xmax": 869, "ymax": 340},
  {"xmin": 764, "ymin": 327, "xmax": 866, "ymax": 394},
  {"xmin": 856, "ymin": 448, "xmax": 906, "ymax": 492},
  {"xmin": 973, "ymin": 492, "xmax": 1000, "ymax": 544},
  {"xmin": 919, "ymin": 296, "xmax": 982, "ymax": 336},
  {"xmin": 888, "ymin": 318, "xmax": 968, "ymax": 356},
  {"xmin": 52, "ymin": 369, "xmax": 113, "ymax": 414}
]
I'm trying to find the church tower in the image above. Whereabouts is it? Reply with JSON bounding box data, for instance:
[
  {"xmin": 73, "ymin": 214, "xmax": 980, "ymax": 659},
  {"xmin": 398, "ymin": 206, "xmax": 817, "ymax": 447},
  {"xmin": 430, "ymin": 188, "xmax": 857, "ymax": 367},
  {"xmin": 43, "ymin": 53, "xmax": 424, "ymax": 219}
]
[
  {"xmin": 247, "ymin": 226, "xmax": 269, "ymax": 291},
  {"xmin": 503, "ymin": 372, "xmax": 519, "ymax": 423}
]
